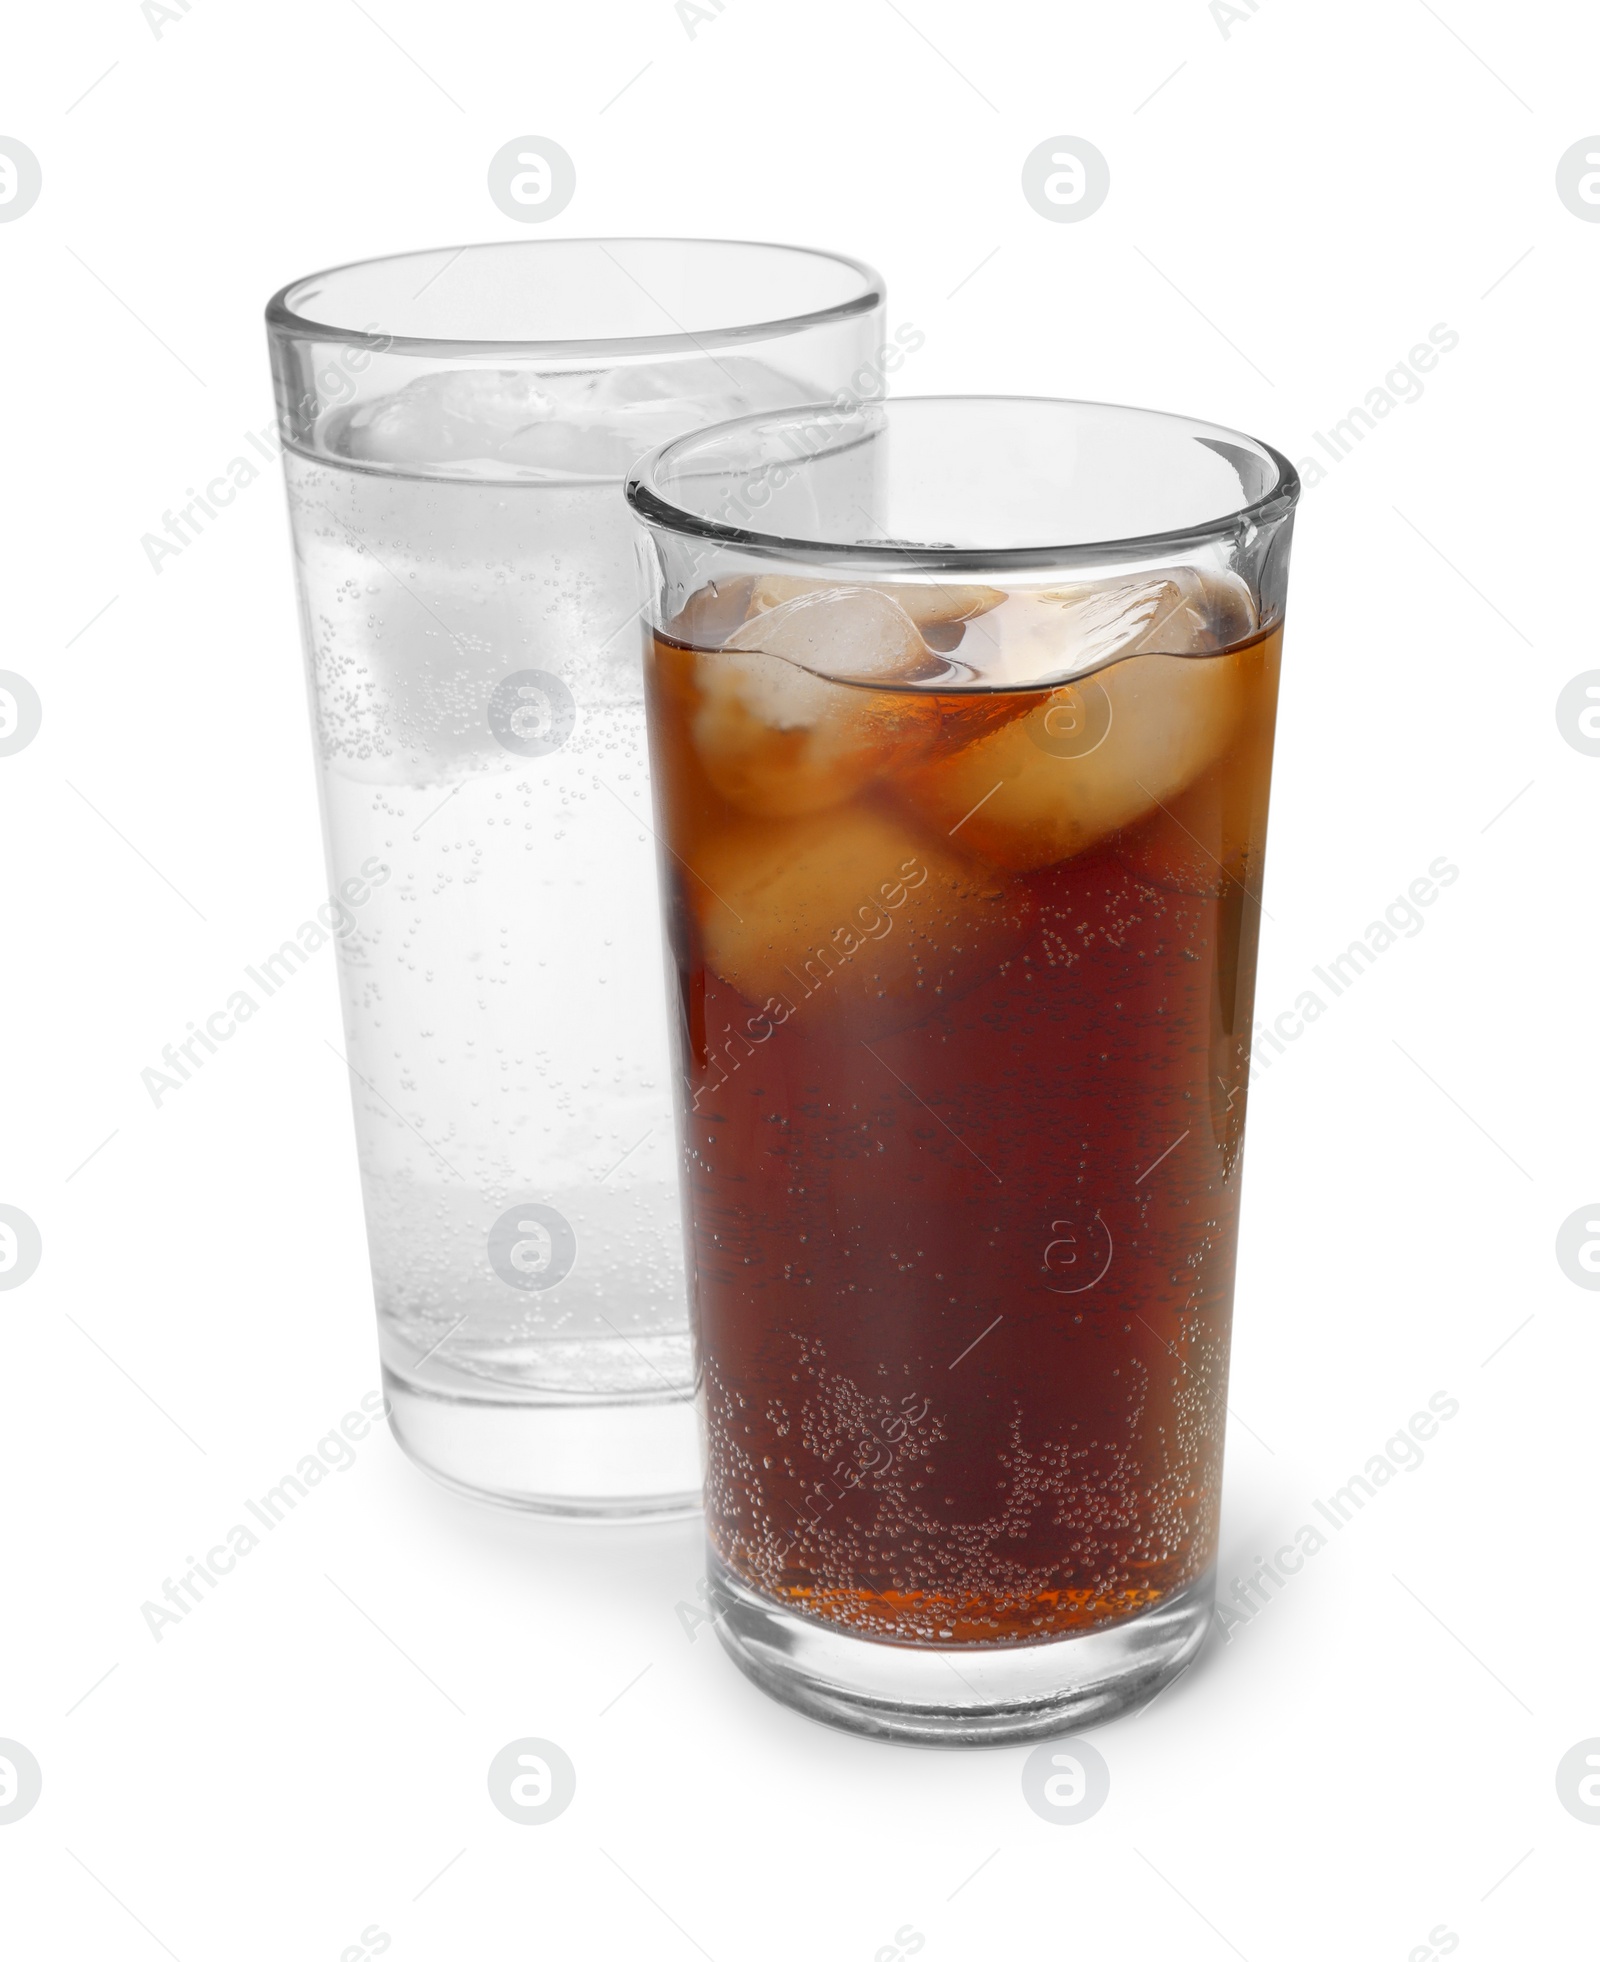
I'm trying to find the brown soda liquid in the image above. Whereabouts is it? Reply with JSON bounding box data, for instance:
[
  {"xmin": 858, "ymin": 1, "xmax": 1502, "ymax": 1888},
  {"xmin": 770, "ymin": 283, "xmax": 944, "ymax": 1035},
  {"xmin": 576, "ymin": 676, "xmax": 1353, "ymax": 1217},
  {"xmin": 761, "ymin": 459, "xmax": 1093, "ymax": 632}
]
[{"xmin": 646, "ymin": 604, "xmax": 1281, "ymax": 1646}]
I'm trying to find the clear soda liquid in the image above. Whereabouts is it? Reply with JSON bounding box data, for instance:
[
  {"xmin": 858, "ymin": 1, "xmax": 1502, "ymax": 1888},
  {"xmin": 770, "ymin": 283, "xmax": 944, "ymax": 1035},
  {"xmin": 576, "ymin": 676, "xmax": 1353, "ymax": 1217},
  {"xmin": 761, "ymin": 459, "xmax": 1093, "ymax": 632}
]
[{"xmin": 283, "ymin": 360, "xmax": 800, "ymax": 1398}]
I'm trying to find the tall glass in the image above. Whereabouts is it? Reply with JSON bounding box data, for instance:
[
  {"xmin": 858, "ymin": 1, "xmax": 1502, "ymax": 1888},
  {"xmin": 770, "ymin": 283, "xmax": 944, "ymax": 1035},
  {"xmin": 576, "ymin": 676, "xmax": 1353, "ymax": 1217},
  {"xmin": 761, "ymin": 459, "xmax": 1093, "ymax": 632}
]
[
  {"xmin": 265, "ymin": 240, "xmax": 884, "ymax": 1516},
  {"xmin": 628, "ymin": 397, "xmax": 1298, "ymax": 1736}
]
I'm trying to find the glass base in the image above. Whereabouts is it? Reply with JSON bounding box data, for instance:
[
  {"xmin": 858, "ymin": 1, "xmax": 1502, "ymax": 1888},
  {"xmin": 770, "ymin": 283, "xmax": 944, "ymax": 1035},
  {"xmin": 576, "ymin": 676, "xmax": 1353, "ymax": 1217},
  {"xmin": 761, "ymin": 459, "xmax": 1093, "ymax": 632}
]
[
  {"xmin": 382, "ymin": 1365, "xmax": 701, "ymax": 1520},
  {"xmin": 707, "ymin": 1556, "xmax": 1215, "ymax": 1745}
]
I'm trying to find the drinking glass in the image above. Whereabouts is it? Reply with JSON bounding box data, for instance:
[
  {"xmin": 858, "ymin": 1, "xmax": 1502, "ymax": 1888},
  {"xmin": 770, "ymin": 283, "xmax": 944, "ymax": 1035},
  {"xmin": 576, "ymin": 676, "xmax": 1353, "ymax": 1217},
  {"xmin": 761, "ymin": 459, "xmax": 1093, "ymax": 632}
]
[
  {"xmin": 265, "ymin": 240, "xmax": 885, "ymax": 1516},
  {"xmin": 628, "ymin": 396, "xmax": 1297, "ymax": 1735}
]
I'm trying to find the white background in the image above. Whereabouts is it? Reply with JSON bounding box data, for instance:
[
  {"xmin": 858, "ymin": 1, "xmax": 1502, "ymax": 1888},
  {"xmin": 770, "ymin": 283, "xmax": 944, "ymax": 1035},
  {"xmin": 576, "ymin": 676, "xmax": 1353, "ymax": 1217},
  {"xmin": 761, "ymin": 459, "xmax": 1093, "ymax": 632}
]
[{"xmin": 3, "ymin": 1, "xmax": 1596, "ymax": 1956}]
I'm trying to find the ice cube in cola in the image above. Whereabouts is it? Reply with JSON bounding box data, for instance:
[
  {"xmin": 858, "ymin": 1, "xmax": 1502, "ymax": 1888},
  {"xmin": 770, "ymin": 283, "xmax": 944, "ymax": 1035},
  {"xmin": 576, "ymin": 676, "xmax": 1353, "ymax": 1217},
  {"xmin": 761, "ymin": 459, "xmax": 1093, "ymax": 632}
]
[{"xmin": 645, "ymin": 567, "xmax": 1281, "ymax": 1643}]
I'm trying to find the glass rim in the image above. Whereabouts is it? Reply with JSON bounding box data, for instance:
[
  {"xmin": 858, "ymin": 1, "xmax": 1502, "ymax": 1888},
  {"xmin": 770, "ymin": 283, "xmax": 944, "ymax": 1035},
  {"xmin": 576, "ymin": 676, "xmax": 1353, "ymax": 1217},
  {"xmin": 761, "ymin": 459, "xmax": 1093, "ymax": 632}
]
[
  {"xmin": 626, "ymin": 394, "xmax": 1302, "ymax": 573},
  {"xmin": 264, "ymin": 236, "xmax": 885, "ymax": 361}
]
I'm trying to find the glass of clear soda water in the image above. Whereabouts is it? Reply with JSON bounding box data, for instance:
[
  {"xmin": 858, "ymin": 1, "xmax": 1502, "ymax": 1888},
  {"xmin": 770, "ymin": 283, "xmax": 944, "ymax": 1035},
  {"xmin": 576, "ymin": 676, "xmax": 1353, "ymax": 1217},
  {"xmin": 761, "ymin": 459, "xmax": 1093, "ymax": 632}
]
[{"xmin": 265, "ymin": 240, "xmax": 885, "ymax": 1517}]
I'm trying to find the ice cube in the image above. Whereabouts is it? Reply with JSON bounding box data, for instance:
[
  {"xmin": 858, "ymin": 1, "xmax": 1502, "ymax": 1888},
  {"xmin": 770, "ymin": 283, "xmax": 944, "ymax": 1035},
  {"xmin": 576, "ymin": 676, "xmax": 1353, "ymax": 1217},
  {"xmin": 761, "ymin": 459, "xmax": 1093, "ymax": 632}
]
[
  {"xmin": 1114, "ymin": 751, "xmax": 1265, "ymax": 898},
  {"xmin": 727, "ymin": 586, "xmax": 929, "ymax": 680},
  {"xmin": 328, "ymin": 356, "xmax": 810, "ymax": 481},
  {"xmin": 690, "ymin": 587, "xmax": 935, "ymax": 817},
  {"xmin": 330, "ymin": 370, "xmax": 561, "ymax": 473},
  {"xmin": 669, "ymin": 575, "xmax": 761, "ymax": 648},
  {"xmin": 687, "ymin": 803, "xmax": 1028, "ymax": 1032},
  {"xmin": 1114, "ymin": 629, "xmax": 1279, "ymax": 894},
  {"xmin": 971, "ymin": 568, "xmax": 1258, "ymax": 687},
  {"xmin": 1160, "ymin": 567, "xmax": 1258, "ymax": 651},
  {"xmin": 900, "ymin": 647, "xmax": 1248, "ymax": 873},
  {"xmin": 747, "ymin": 574, "xmax": 1005, "ymax": 648}
]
